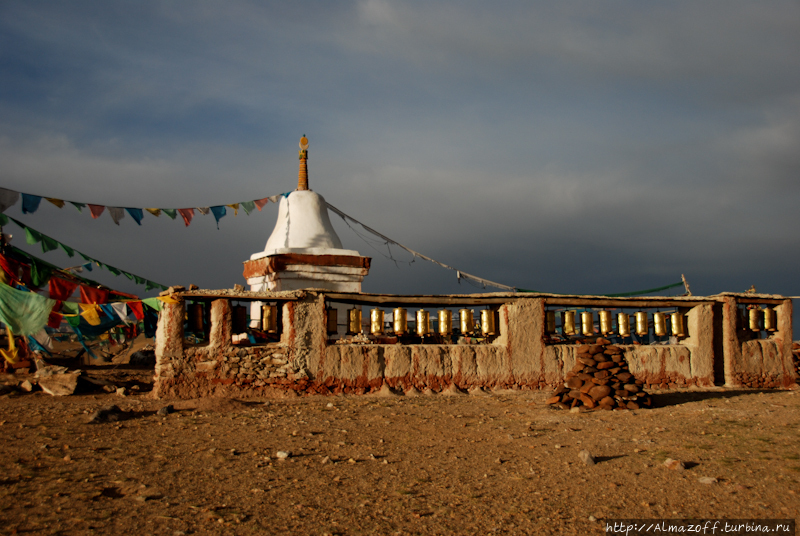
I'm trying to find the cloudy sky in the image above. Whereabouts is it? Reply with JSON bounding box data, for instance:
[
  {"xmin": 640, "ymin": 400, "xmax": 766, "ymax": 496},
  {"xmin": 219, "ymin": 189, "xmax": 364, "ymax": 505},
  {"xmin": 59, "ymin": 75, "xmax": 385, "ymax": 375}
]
[{"xmin": 1, "ymin": 1, "xmax": 799, "ymax": 305}]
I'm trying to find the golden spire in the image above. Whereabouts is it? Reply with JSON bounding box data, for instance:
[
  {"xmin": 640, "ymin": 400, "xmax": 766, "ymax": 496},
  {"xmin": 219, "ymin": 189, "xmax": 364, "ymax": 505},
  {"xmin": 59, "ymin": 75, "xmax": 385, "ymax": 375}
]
[{"xmin": 298, "ymin": 135, "xmax": 309, "ymax": 191}]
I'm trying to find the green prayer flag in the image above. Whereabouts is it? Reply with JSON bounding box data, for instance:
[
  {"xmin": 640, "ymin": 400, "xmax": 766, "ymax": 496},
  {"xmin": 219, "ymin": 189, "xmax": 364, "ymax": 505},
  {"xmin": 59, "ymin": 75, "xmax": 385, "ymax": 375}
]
[
  {"xmin": 145, "ymin": 280, "xmax": 159, "ymax": 291},
  {"xmin": 29, "ymin": 259, "xmax": 53, "ymax": 287},
  {"xmin": 104, "ymin": 264, "xmax": 122, "ymax": 276},
  {"xmin": 58, "ymin": 242, "xmax": 75, "ymax": 257},
  {"xmin": 40, "ymin": 235, "xmax": 59, "ymax": 253},
  {"xmin": 0, "ymin": 282, "xmax": 56, "ymax": 335},
  {"xmin": 162, "ymin": 209, "xmax": 177, "ymax": 220},
  {"xmin": 134, "ymin": 275, "xmax": 145, "ymax": 285},
  {"xmin": 122, "ymin": 271, "xmax": 135, "ymax": 281},
  {"xmin": 142, "ymin": 297, "xmax": 162, "ymax": 311},
  {"xmin": 25, "ymin": 226, "xmax": 42, "ymax": 245},
  {"xmin": 66, "ymin": 315, "xmax": 81, "ymax": 328},
  {"xmin": 240, "ymin": 201, "xmax": 256, "ymax": 215},
  {"xmin": 0, "ymin": 213, "xmax": 8, "ymax": 226},
  {"xmin": 70, "ymin": 202, "xmax": 85, "ymax": 212},
  {"xmin": 60, "ymin": 302, "xmax": 80, "ymax": 315}
]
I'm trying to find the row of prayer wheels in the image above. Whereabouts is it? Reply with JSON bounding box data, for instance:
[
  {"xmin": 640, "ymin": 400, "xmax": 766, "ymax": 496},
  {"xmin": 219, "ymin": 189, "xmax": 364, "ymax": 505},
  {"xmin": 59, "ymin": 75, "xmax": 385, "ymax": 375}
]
[
  {"xmin": 191, "ymin": 304, "xmax": 279, "ymax": 334},
  {"xmin": 329, "ymin": 307, "xmax": 498, "ymax": 337},
  {"xmin": 744, "ymin": 307, "xmax": 778, "ymax": 332},
  {"xmin": 547, "ymin": 310, "xmax": 687, "ymax": 338}
]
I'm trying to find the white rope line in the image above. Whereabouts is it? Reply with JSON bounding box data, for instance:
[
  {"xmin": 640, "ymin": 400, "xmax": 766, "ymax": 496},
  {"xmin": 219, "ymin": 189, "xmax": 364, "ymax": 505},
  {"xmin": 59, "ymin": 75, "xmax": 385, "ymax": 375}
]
[{"xmin": 326, "ymin": 203, "xmax": 516, "ymax": 292}]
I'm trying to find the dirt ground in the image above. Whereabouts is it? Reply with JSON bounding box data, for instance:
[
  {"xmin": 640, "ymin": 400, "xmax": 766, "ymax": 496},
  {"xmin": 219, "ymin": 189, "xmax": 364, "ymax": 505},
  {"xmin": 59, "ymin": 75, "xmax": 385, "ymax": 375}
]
[{"xmin": 0, "ymin": 366, "xmax": 799, "ymax": 536}]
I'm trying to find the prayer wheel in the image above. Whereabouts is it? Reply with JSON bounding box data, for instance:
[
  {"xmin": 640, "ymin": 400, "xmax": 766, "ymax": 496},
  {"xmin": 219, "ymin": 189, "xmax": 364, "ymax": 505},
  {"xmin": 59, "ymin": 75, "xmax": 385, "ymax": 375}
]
[
  {"xmin": 326, "ymin": 307, "xmax": 338, "ymax": 334},
  {"xmin": 438, "ymin": 309, "xmax": 452, "ymax": 335},
  {"xmin": 764, "ymin": 307, "xmax": 777, "ymax": 332},
  {"xmin": 393, "ymin": 308, "xmax": 408, "ymax": 335},
  {"xmin": 617, "ymin": 313, "xmax": 631, "ymax": 337},
  {"xmin": 348, "ymin": 307, "xmax": 362, "ymax": 334},
  {"xmin": 416, "ymin": 310, "xmax": 431, "ymax": 336},
  {"xmin": 188, "ymin": 303, "xmax": 204, "ymax": 332},
  {"xmin": 262, "ymin": 304, "xmax": 278, "ymax": 333},
  {"xmin": 481, "ymin": 309, "xmax": 496, "ymax": 336},
  {"xmin": 459, "ymin": 309, "xmax": 474, "ymax": 334},
  {"xmin": 599, "ymin": 310, "xmax": 612, "ymax": 335},
  {"xmin": 635, "ymin": 311, "xmax": 648, "ymax": 336},
  {"xmin": 370, "ymin": 308, "xmax": 384, "ymax": 335},
  {"xmin": 232, "ymin": 305, "xmax": 248, "ymax": 334},
  {"xmin": 545, "ymin": 311, "xmax": 556, "ymax": 334},
  {"xmin": 671, "ymin": 311, "xmax": 685, "ymax": 337},
  {"xmin": 562, "ymin": 311, "xmax": 576, "ymax": 336},
  {"xmin": 748, "ymin": 308, "xmax": 761, "ymax": 332},
  {"xmin": 581, "ymin": 311, "xmax": 594, "ymax": 337},
  {"xmin": 653, "ymin": 312, "xmax": 667, "ymax": 337}
]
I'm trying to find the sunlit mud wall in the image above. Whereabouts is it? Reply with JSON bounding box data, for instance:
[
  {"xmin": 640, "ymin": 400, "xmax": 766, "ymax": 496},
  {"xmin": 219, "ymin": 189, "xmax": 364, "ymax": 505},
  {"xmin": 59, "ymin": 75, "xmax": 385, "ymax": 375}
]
[{"xmin": 153, "ymin": 292, "xmax": 796, "ymax": 398}]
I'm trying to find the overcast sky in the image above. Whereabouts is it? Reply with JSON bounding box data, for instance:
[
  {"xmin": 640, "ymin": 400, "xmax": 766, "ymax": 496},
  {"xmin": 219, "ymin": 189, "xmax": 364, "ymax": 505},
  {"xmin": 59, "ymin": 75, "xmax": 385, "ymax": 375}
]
[{"xmin": 1, "ymin": 1, "xmax": 799, "ymax": 304}]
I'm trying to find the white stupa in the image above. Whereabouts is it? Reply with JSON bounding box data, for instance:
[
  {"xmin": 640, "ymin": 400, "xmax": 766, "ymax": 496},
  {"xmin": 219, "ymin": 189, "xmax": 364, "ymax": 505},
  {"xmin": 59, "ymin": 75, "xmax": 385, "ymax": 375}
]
[{"xmin": 243, "ymin": 136, "xmax": 370, "ymax": 327}]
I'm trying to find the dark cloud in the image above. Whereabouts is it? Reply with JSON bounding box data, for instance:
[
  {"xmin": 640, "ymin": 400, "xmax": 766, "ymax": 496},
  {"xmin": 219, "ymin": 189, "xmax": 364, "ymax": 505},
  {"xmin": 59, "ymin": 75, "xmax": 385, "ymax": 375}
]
[{"xmin": 0, "ymin": 0, "xmax": 798, "ymax": 315}]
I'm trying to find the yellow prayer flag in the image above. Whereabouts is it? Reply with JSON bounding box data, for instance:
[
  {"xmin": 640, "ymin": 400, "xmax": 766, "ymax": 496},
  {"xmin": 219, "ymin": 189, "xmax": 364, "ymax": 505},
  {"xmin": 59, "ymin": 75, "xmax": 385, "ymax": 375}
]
[
  {"xmin": 226, "ymin": 203, "xmax": 239, "ymax": 216},
  {"xmin": 79, "ymin": 304, "xmax": 101, "ymax": 326},
  {"xmin": 145, "ymin": 208, "xmax": 161, "ymax": 217},
  {"xmin": 46, "ymin": 198, "xmax": 66, "ymax": 208},
  {"xmin": 157, "ymin": 295, "xmax": 181, "ymax": 304}
]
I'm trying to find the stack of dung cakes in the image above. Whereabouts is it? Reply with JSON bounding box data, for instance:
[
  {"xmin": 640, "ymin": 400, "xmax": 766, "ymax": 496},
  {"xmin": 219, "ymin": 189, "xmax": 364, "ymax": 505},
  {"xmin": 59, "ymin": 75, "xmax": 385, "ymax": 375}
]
[{"xmin": 548, "ymin": 338, "xmax": 653, "ymax": 410}]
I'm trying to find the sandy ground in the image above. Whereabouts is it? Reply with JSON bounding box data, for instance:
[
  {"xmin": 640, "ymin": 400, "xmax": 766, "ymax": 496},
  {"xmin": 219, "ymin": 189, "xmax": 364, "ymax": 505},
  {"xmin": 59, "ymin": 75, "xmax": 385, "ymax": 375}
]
[{"xmin": 0, "ymin": 368, "xmax": 798, "ymax": 536}]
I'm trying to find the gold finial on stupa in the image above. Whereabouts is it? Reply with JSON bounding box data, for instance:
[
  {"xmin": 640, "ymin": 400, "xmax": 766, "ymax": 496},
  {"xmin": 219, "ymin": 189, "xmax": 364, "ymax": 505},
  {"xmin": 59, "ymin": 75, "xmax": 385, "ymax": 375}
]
[{"xmin": 298, "ymin": 135, "xmax": 309, "ymax": 191}]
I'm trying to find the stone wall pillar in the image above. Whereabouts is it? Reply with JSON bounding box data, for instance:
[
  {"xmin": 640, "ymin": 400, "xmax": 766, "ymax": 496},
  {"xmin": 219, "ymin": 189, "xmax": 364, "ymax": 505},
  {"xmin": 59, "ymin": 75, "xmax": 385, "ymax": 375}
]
[
  {"xmin": 775, "ymin": 299, "xmax": 796, "ymax": 386},
  {"xmin": 208, "ymin": 299, "xmax": 232, "ymax": 349},
  {"xmin": 683, "ymin": 303, "xmax": 714, "ymax": 386},
  {"xmin": 719, "ymin": 296, "xmax": 742, "ymax": 387},
  {"xmin": 506, "ymin": 298, "xmax": 548, "ymax": 386},
  {"xmin": 154, "ymin": 299, "xmax": 185, "ymax": 397}
]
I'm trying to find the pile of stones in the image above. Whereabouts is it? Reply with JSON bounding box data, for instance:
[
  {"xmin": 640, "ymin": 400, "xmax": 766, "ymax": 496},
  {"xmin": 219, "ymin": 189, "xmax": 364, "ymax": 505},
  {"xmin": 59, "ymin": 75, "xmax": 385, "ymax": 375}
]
[{"xmin": 548, "ymin": 338, "xmax": 653, "ymax": 410}]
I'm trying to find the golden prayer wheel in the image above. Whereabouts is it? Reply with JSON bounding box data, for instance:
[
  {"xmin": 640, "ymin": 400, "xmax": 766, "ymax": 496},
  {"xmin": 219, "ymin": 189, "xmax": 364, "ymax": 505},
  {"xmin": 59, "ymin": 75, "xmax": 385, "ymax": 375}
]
[
  {"xmin": 748, "ymin": 307, "xmax": 761, "ymax": 332},
  {"xmin": 670, "ymin": 311, "xmax": 685, "ymax": 337},
  {"xmin": 232, "ymin": 305, "xmax": 248, "ymax": 334},
  {"xmin": 545, "ymin": 311, "xmax": 556, "ymax": 334},
  {"xmin": 562, "ymin": 311, "xmax": 576, "ymax": 336},
  {"xmin": 459, "ymin": 309, "xmax": 474, "ymax": 334},
  {"xmin": 481, "ymin": 309, "xmax": 496, "ymax": 336},
  {"xmin": 370, "ymin": 308, "xmax": 384, "ymax": 335},
  {"xmin": 599, "ymin": 310, "xmax": 612, "ymax": 335},
  {"xmin": 635, "ymin": 311, "xmax": 648, "ymax": 336},
  {"xmin": 653, "ymin": 312, "xmax": 667, "ymax": 336},
  {"xmin": 416, "ymin": 310, "xmax": 431, "ymax": 337},
  {"xmin": 348, "ymin": 307, "xmax": 362, "ymax": 334},
  {"xmin": 326, "ymin": 307, "xmax": 338, "ymax": 334},
  {"xmin": 438, "ymin": 309, "xmax": 452, "ymax": 335},
  {"xmin": 393, "ymin": 308, "xmax": 408, "ymax": 335},
  {"xmin": 188, "ymin": 303, "xmax": 204, "ymax": 332},
  {"xmin": 617, "ymin": 312, "xmax": 631, "ymax": 337},
  {"xmin": 262, "ymin": 304, "xmax": 278, "ymax": 333},
  {"xmin": 763, "ymin": 307, "xmax": 777, "ymax": 331},
  {"xmin": 580, "ymin": 311, "xmax": 594, "ymax": 337}
]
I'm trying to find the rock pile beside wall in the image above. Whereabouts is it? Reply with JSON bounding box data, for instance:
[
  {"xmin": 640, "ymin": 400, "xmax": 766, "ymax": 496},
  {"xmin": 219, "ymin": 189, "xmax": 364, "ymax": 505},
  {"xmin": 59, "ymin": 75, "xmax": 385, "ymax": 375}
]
[{"xmin": 548, "ymin": 339, "xmax": 652, "ymax": 410}]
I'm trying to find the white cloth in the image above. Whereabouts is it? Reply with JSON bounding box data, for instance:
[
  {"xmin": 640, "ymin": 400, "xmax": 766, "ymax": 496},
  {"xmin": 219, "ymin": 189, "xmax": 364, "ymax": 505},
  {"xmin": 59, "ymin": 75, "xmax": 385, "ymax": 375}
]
[
  {"xmin": 0, "ymin": 188, "xmax": 19, "ymax": 213},
  {"xmin": 107, "ymin": 207, "xmax": 125, "ymax": 225}
]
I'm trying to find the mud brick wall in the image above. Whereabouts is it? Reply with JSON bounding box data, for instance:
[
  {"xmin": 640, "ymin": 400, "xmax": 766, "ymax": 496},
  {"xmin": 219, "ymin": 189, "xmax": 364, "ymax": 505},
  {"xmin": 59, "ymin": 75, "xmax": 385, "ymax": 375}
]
[
  {"xmin": 721, "ymin": 297, "xmax": 795, "ymax": 388},
  {"xmin": 153, "ymin": 292, "xmax": 797, "ymax": 399}
]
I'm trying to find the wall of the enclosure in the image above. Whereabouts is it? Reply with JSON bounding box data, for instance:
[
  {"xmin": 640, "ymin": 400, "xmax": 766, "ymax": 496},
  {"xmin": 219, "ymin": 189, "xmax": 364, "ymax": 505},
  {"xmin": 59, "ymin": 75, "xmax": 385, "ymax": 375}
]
[{"xmin": 153, "ymin": 293, "xmax": 797, "ymax": 398}]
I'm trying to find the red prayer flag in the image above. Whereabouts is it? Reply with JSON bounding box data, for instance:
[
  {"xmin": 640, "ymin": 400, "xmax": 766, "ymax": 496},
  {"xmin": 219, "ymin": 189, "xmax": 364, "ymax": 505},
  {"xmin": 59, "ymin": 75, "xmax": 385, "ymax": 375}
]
[
  {"xmin": 177, "ymin": 208, "xmax": 194, "ymax": 227},
  {"xmin": 127, "ymin": 301, "xmax": 144, "ymax": 321},
  {"xmin": 254, "ymin": 197, "xmax": 269, "ymax": 211},
  {"xmin": 47, "ymin": 311, "xmax": 62, "ymax": 329},
  {"xmin": 80, "ymin": 285, "xmax": 109, "ymax": 304},
  {"xmin": 49, "ymin": 277, "xmax": 79, "ymax": 301},
  {"xmin": 88, "ymin": 204, "xmax": 105, "ymax": 219}
]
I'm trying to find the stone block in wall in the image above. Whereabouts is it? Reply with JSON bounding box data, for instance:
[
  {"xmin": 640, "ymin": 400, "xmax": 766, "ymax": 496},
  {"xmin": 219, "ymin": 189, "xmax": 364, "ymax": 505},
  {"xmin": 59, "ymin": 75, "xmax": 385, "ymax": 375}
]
[
  {"xmin": 196, "ymin": 361, "xmax": 217, "ymax": 373},
  {"xmin": 625, "ymin": 345, "xmax": 692, "ymax": 386}
]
